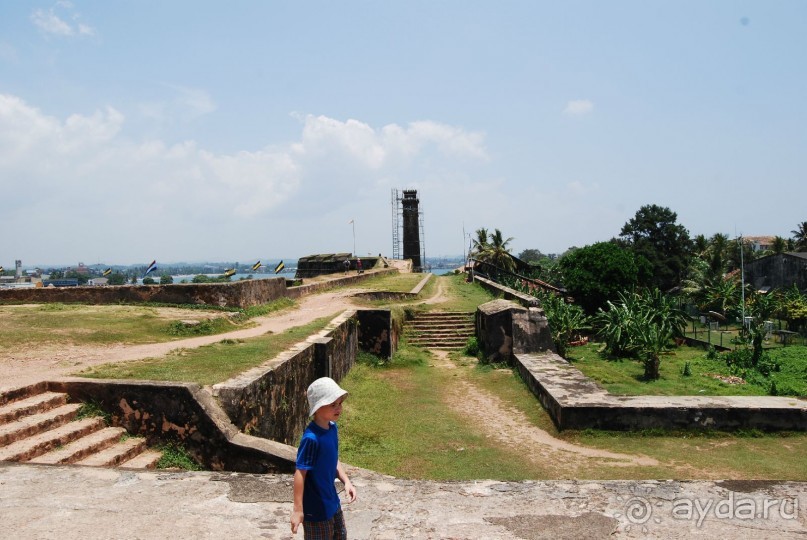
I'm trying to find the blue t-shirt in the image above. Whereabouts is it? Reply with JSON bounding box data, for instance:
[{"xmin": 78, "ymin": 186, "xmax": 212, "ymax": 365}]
[{"xmin": 296, "ymin": 421, "xmax": 340, "ymax": 522}]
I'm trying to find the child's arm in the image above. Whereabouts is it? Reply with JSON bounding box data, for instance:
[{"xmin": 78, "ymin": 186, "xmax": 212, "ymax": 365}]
[
  {"xmin": 291, "ymin": 469, "xmax": 306, "ymax": 534},
  {"xmin": 336, "ymin": 462, "xmax": 357, "ymax": 503}
]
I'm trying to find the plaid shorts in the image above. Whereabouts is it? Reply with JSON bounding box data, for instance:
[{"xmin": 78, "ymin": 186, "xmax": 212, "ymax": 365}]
[{"xmin": 303, "ymin": 509, "xmax": 347, "ymax": 540}]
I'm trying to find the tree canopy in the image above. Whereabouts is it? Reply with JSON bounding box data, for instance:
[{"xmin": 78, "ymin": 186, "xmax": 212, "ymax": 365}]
[
  {"xmin": 619, "ymin": 204, "xmax": 692, "ymax": 291},
  {"xmin": 558, "ymin": 241, "xmax": 647, "ymax": 315}
]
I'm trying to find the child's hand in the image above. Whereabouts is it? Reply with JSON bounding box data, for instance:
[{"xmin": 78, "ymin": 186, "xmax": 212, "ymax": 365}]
[
  {"xmin": 344, "ymin": 480, "xmax": 357, "ymax": 503},
  {"xmin": 290, "ymin": 510, "xmax": 304, "ymax": 534}
]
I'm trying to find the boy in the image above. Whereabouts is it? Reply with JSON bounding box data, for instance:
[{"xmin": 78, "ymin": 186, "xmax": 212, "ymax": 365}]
[{"xmin": 291, "ymin": 377, "xmax": 357, "ymax": 538}]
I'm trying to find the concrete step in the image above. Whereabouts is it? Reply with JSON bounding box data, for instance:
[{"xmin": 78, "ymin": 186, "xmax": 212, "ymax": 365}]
[
  {"xmin": 29, "ymin": 427, "xmax": 127, "ymax": 465},
  {"xmin": 0, "ymin": 417, "xmax": 105, "ymax": 462},
  {"xmin": 0, "ymin": 382, "xmax": 48, "ymax": 408},
  {"xmin": 120, "ymin": 449, "xmax": 163, "ymax": 470},
  {"xmin": 76, "ymin": 437, "xmax": 149, "ymax": 468},
  {"xmin": 0, "ymin": 392, "xmax": 69, "ymax": 426},
  {"xmin": 0, "ymin": 403, "xmax": 82, "ymax": 448}
]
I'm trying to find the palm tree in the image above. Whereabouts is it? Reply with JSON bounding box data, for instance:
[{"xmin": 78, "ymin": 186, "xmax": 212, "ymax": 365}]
[
  {"xmin": 791, "ymin": 222, "xmax": 807, "ymax": 251},
  {"xmin": 772, "ymin": 236, "xmax": 788, "ymax": 255},
  {"xmin": 471, "ymin": 227, "xmax": 489, "ymax": 258},
  {"xmin": 481, "ymin": 228, "xmax": 516, "ymax": 272}
]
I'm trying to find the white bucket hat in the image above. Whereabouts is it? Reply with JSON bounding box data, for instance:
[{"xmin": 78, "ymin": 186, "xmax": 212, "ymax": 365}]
[{"xmin": 307, "ymin": 377, "xmax": 348, "ymax": 417}]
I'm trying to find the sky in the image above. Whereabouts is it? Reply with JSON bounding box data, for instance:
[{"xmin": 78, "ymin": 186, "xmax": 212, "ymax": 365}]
[{"xmin": 1, "ymin": 1, "xmax": 805, "ymax": 266}]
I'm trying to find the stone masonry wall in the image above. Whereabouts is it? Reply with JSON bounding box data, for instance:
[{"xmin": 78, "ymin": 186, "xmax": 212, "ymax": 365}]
[
  {"xmin": 0, "ymin": 278, "xmax": 288, "ymax": 309},
  {"xmin": 213, "ymin": 310, "xmax": 364, "ymax": 446}
]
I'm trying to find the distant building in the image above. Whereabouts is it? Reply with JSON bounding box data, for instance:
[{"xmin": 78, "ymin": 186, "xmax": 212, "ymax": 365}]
[
  {"xmin": 744, "ymin": 252, "xmax": 807, "ymax": 292},
  {"xmin": 744, "ymin": 236, "xmax": 777, "ymax": 253},
  {"xmin": 88, "ymin": 277, "xmax": 109, "ymax": 286},
  {"xmin": 73, "ymin": 262, "xmax": 90, "ymax": 275}
]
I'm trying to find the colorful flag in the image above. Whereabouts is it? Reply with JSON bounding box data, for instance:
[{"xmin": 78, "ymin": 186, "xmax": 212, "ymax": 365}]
[
  {"xmin": 144, "ymin": 260, "xmax": 157, "ymax": 277},
  {"xmin": 102, "ymin": 268, "xmax": 112, "ymax": 277},
  {"xmin": 223, "ymin": 268, "xmax": 236, "ymax": 277},
  {"xmin": 251, "ymin": 261, "xmax": 262, "ymax": 271},
  {"xmin": 0, "ymin": 266, "xmax": 4, "ymax": 273},
  {"xmin": 274, "ymin": 260, "xmax": 285, "ymax": 274}
]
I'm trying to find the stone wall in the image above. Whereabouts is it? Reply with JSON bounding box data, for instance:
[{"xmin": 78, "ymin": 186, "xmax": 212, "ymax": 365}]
[
  {"xmin": 0, "ymin": 278, "xmax": 288, "ymax": 309},
  {"xmin": 46, "ymin": 379, "xmax": 297, "ymax": 473},
  {"xmin": 213, "ymin": 311, "xmax": 359, "ymax": 445},
  {"xmin": 473, "ymin": 276, "xmax": 540, "ymax": 308},
  {"xmin": 514, "ymin": 352, "xmax": 807, "ymax": 432},
  {"xmin": 476, "ymin": 299, "xmax": 554, "ymax": 363},
  {"xmin": 745, "ymin": 252, "xmax": 807, "ymax": 292}
]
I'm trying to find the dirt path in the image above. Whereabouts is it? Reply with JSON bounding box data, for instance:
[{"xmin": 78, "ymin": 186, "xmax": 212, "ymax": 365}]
[
  {"xmin": 431, "ymin": 350, "xmax": 659, "ymax": 469},
  {"xmin": 0, "ymin": 288, "xmax": 364, "ymax": 391}
]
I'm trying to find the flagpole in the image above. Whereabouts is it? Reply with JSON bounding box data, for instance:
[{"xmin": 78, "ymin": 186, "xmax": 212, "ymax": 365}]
[{"xmin": 352, "ymin": 220, "xmax": 356, "ymax": 256}]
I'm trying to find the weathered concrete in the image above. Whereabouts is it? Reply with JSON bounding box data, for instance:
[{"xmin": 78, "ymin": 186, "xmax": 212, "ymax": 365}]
[
  {"xmin": 1, "ymin": 463, "xmax": 805, "ymax": 539},
  {"xmin": 474, "ymin": 275, "xmax": 540, "ymax": 308},
  {"xmin": 516, "ymin": 352, "xmax": 807, "ymax": 431},
  {"xmin": 212, "ymin": 310, "xmax": 360, "ymax": 446},
  {"xmin": 477, "ymin": 299, "xmax": 554, "ymax": 363},
  {"xmin": 0, "ymin": 278, "xmax": 289, "ymax": 309},
  {"xmin": 43, "ymin": 378, "xmax": 297, "ymax": 473}
]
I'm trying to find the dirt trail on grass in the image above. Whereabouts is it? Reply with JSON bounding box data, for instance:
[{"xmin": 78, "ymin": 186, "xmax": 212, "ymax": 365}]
[
  {"xmin": 0, "ymin": 288, "xmax": 364, "ymax": 391},
  {"xmin": 430, "ymin": 350, "xmax": 659, "ymax": 469}
]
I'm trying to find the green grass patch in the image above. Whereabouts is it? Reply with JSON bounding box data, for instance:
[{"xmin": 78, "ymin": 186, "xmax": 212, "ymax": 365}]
[
  {"xmin": 75, "ymin": 400, "xmax": 111, "ymax": 424},
  {"xmin": 565, "ymin": 342, "xmax": 807, "ymax": 396},
  {"xmin": 78, "ymin": 317, "xmax": 334, "ymax": 385},
  {"xmin": 339, "ymin": 347, "xmax": 538, "ymax": 480},
  {"xmin": 427, "ymin": 273, "xmax": 494, "ymax": 312},
  {"xmin": 351, "ymin": 272, "xmax": 426, "ymax": 293},
  {"xmin": 156, "ymin": 442, "xmax": 202, "ymax": 470}
]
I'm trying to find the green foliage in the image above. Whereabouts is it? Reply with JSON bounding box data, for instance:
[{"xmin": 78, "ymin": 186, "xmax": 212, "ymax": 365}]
[
  {"xmin": 156, "ymin": 442, "xmax": 202, "ymax": 470},
  {"xmin": 166, "ymin": 319, "xmax": 218, "ymax": 336},
  {"xmin": 107, "ymin": 272, "xmax": 126, "ymax": 285},
  {"xmin": 463, "ymin": 336, "xmax": 481, "ymax": 357},
  {"xmin": 619, "ymin": 204, "xmax": 692, "ymax": 291},
  {"xmin": 159, "ymin": 274, "xmax": 174, "ymax": 284},
  {"xmin": 474, "ymin": 228, "xmax": 516, "ymax": 272},
  {"xmin": 535, "ymin": 291, "xmax": 588, "ymax": 358},
  {"xmin": 76, "ymin": 400, "xmax": 111, "ymax": 424},
  {"xmin": 682, "ymin": 362, "xmax": 692, "ymax": 376},
  {"xmin": 557, "ymin": 241, "xmax": 643, "ymax": 314},
  {"xmin": 592, "ymin": 289, "xmax": 688, "ymax": 379},
  {"xmin": 142, "ymin": 276, "xmax": 156, "ymax": 285}
]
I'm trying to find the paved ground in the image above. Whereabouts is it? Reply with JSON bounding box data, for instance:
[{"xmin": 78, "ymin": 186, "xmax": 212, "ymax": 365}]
[{"xmin": 2, "ymin": 462, "xmax": 805, "ymax": 539}]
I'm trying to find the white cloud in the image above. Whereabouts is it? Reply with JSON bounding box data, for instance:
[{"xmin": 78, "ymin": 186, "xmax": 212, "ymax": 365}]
[
  {"xmin": 0, "ymin": 94, "xmax": 491, "ymax": 263},
  {"xmin": 564, "ymin": 99, "xmax": 594, "ymax": 116},
  {"xmin": 30, "ymin": 3, "xmax": 96, "ymax": 38}
]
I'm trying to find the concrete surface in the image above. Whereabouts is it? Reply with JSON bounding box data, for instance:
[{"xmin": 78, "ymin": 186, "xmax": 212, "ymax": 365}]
[{"xmin": 1, "ymin": 462, "xmax": 805, "ymax": 539}]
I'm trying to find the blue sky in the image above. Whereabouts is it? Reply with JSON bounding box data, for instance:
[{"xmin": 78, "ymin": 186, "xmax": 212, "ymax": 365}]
[{"xmin": 1, "ymin": 1, "xmax": 805, "ymax": 266}]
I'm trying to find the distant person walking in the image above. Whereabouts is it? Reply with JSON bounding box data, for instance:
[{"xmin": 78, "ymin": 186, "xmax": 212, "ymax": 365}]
[
  {"xmin": 356, "ymin": 259, "xmax": 362, "ymax": 274},
  {"xmin": 291, "ymin": 377, "xmax": 357, "ymax": 538},
  {"xmin": 343, "ymin": 259, "xmax": 350, "ymax": 275}
]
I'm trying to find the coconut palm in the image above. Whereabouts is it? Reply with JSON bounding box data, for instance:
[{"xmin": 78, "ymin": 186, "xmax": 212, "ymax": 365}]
[
  {"xmin": 476, "ymin": 228, "xmax": 516, "ymax": 272},
  {"xmin": 471, "ymin": 227, "xmax": 489, "ymax": 257},
  {"xmin": 792, "ymin": 222, "xmax": 807, "ymax": 252},
  {"xmin": 772, "ymin": 236, "xmax": 788, "ymax": 255}
]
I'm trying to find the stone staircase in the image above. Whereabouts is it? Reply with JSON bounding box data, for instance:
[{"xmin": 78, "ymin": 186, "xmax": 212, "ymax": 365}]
[
  {"xmin": 0, "ymin": 386, "xmax": 162, "ymax": 469},
  {"xmin": 404, "ymin": 311, "xmax": 475, "ymax": 350}
]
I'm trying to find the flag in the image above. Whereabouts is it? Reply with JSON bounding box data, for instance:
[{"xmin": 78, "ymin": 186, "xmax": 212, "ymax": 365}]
[
  {"xmin": 223, "ymin": 268, "xmax": 236, "ymax": 277},
  {"xmin": 102, "ymin": 268, "xmax": 112, "ymax": 277},
  {"xmin": 251, "ymin": 261, "xmax": 262, "ymax": 271},
  {"xmin": 274, "ymin": 260, "xmax": 285, "ymax": 274},
  {"xmin": 348, "ymin": 219, "xmax": 354, "ymax": 224},
  {"xmin": 0, "ymin": 266, "xmax": 4, "ymax": 273},
  {"xmin": 144, "ymin": 260, "xmax": 157, "ymax": 277}
]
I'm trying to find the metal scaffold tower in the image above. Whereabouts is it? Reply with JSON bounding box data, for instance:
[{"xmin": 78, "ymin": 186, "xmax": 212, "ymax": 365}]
[{"xmin": 391, "ymin": 188, "xmax": 401, "ymax": 260}]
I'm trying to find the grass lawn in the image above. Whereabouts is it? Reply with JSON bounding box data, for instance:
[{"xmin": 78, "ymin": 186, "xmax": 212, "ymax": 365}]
[
  {"xmin": 78, "ymin": 317, "xmax": 333, "ymax": 385},
  {"xmin": 425, "ymin": 273, "xmax": 495, "ymax": 312},
  {"xmin": 0, "ymin": 303, "xmax": 238, "ymax": 349},
  {"xmin": 351, "ymin": 272, "xmax": 427, "ymax": 293},
  {"xmin": 565, "ymin": 342, "xmax": 807, "ymax": 397},
  {"xmin": 339, "ymin": 344, "xmax": 807, "ymax": 481}
]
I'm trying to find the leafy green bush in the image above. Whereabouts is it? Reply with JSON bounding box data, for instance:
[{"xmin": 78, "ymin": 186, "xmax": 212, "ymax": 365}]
[
  {"xmin": 463, "ymin": 336, "xmax": 480, "ymax": 356},
  {"xmin": 156, "ymin": 442, "xmax": 202, "ymax": 470}
]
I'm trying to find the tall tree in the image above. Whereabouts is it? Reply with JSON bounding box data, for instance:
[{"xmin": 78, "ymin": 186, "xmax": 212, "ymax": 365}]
[
  {"xmin": 558, "ymin": 241, "xmax": 646, "ymax": 315},
  {"xmin": 771, "ymin": 236, "xmax": 788, "ymax": 255},
  {"xmin": 619, "ymin": 204, "xmax": 692, "ymax": 291},
  {"xmin": 792, "ymin": 221, "xmax": 807, "ymax": 251},
  {"xmin": 471, "ymin": 227, "xmax": 489, "ymax": 257},
  {"xmin": 480, "ymin": 228, "xmax": 516, "ymax": 272}
]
